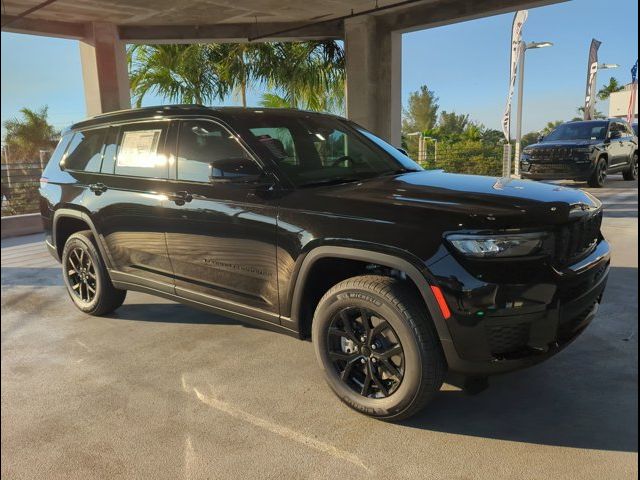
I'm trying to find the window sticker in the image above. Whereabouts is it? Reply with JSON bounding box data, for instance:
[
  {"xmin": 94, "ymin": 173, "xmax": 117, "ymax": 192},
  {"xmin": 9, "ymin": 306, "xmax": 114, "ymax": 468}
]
[{"xmin": 117, "ymin": 129, "xmax": 163, "ymax": 168}]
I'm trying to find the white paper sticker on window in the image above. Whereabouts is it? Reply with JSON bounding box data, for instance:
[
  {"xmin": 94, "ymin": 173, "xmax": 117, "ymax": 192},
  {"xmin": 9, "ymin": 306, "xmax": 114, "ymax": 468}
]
[{"xmin": 117, "ymin": 129, "xmax": 163, "ymax": 168}]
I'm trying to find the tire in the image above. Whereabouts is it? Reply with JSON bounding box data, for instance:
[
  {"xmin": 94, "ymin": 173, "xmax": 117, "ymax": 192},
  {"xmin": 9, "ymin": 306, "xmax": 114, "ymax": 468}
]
[
  {"xmin": 61, "ymin": 230, "xmax": 126, "ymax": 315},
  {"xmin": 588, "ymin": 157, "xmax": 607, "ymax": 188},
  {"xmin": 312, "ymin": 275, "xmax": 446, "ymax": 421},
  {"xmin": 623, "ymin": 152, "xmax": 638, "ymax": 181}
]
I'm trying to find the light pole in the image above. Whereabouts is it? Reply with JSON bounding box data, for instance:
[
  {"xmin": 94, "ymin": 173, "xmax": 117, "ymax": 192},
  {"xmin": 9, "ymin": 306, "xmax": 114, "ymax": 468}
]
[
  {"xmin": 514, "ymin": 40, "xmax": 553, "ymax": 177},
  {"xmin": 585, "ymin": 63, "xmax": 619, "ymax": 120}
]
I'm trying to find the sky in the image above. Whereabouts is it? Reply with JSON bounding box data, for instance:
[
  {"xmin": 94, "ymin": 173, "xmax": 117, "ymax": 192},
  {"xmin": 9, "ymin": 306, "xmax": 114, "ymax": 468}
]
[{"xmin": 1, "ymin": 0, "xmax": 638, "ymax": 137}]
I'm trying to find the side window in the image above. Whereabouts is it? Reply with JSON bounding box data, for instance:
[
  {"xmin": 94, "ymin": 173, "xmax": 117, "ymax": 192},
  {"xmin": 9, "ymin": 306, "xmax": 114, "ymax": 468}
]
[
  {"xmin": 42, "ymin": 132, "xmax": 73, "ymax": 177},
  {"xmin": 62, "ymin": 128, "xmax": 107, "ymax": 172},
  {"xmin": 100, "ymin": 127, "xmax": 120, "ymax": 174},
  {"xmin": 114, "ymin": 122, "xmax": 169, "ymax": 178},
  {"xmin": 249, "ymin": 127, "xmax": 298, "ymax": 166},
  {"xmin": 177, "ymin": 120, "xmax": 254, "ymax": 183}
]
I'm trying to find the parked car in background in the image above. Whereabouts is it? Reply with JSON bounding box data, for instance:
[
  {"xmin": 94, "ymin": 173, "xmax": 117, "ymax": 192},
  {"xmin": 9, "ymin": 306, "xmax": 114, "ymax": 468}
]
[
  {"xmin": 520, "ymin": 119, "xmax": 638, "ymax": 187},
  {"xmin": 40, "ymin": 106, "xmax": 610, "ymax": 420},
  {"xmin": 632, "ymin": 122, "xmax": 638, "ymax": 137}
]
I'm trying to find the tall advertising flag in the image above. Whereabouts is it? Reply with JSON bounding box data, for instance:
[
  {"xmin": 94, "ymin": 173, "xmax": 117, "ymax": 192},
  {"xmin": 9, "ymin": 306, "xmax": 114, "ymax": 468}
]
[
  {"xmin": 627, "ymin": 60, "xmax": 638, "ymax": 125},
  {"xmin": 502, "ymin": 10, "xmax": 528, "ymax": 142},
  {"xmin": 583, "ymin": 39, "xmax": 602, "ymax": 120}
]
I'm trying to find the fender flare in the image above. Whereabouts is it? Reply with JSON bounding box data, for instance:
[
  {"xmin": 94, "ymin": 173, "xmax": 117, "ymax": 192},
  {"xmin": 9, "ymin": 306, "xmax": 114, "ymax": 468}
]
[
  {"xmin": 52, "ymin": 208, "xmax": 114, "ymax": 269},
  {"xmin": 288, "ymin": 245, "xmax": 452, "ymax": 343}
]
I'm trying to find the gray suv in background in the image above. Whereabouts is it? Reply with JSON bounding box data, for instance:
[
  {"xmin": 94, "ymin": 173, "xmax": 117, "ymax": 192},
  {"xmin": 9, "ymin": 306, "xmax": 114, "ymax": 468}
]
[{"xmin": 520, "ymin": 119, "xmax": 638, "ymax": 187}]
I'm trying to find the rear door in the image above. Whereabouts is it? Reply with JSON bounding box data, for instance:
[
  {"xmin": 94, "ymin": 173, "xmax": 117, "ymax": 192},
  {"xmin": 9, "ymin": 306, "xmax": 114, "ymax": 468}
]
[
  {"xmin": 163, "ymin": 119, "xmax": 280, "ymax": 322},
  {"xmin": 84, "ymin": 120, "xmax": 175, "ymax": 293},
  {"xmin": 606, "ymin": 122, "xmax": 627, "ymax": 169}
]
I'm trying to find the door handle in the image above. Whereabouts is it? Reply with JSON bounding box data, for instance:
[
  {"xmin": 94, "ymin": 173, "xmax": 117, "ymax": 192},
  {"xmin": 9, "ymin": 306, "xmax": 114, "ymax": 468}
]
[
  {"xmin": 168, "ymin": 191, "xmax": 193, "ymax": 205},
  {"xmin": 89, "ymin": 183, "xmax": 107, "ymax": 195}
]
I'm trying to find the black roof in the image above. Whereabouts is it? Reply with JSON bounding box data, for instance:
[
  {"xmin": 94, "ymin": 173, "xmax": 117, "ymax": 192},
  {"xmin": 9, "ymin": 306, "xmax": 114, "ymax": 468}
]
[{"xmin": 70, "ymin": 105, "xmax": 339, "ymax": 131}]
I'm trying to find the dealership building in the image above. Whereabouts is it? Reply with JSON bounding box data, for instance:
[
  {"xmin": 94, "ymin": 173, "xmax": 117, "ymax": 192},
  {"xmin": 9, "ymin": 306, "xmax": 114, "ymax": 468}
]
[{"xmin": 609, "ymin": 83, "xmax": 639, "ymax": 122}]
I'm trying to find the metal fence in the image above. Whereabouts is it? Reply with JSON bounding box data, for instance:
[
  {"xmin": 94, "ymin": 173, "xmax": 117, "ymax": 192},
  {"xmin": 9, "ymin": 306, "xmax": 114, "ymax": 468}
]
[{"xmin": 1, "ymin": 161, "xmax": 45, "ymax": 216}]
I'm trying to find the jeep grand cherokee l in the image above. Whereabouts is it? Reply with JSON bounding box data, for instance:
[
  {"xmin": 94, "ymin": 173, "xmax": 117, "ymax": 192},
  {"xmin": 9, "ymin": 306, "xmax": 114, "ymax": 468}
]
[
  {"xmin": 520, "ymin": 119, "xmax": 638, "ymax": 187},
  {"xmin": 40, "ymin": 106, "xmax": 610, "ymax": 420}
]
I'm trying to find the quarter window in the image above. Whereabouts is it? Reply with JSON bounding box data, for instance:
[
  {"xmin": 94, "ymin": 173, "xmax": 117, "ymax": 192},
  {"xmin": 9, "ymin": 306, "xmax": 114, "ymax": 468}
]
[
  {"xmin": 177, "ymin": 120, "xmax": 254, "ymax": 183},
  {"xmin": 62, "ymin": 128, "xmax": 107, "ymax": 172}
]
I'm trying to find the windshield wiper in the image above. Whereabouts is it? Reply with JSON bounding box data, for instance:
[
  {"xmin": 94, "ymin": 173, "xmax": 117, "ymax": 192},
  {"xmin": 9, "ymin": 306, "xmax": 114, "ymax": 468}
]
[{"xmin": 298, "ymin": 177, "xmax": 362, "ymax": 188}]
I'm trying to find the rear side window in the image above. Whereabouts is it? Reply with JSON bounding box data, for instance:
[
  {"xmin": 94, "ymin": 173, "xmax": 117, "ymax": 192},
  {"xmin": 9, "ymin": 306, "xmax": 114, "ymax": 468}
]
[
  {"xmin": 177, "ymin": 120, "xmax": 253, "ymax": 183},
  {"xmin": 42, "ymin": 132, "xmax": 73, "ymax": 177},
  {"xmin": 114, "ymin": 122, "xmax": 169, "ymax": 179},
  {"xmin": 62, "ymin": 128, "xmax": 107, "ymax": 172}
]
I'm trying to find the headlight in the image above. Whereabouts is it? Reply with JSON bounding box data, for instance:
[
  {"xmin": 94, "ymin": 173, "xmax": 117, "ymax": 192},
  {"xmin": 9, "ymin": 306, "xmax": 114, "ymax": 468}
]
[{"xmin": 446, "ymin": 232, "xmax": 546, "ymax": 258}]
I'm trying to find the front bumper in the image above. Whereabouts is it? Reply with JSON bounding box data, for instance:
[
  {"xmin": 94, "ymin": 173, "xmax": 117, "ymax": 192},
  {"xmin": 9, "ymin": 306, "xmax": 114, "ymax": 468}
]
[
  {"xmin": 520, "ymin": 160, "xmax": 594, "ymax": 180},
  {"xmin": 430, "ymin": 239, "xmax": 610, "ymax": 376}
]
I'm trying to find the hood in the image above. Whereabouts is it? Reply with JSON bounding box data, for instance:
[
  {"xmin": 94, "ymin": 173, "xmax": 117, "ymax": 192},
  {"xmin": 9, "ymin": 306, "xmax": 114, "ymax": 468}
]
[
  {"xmin": 308, "ymin": 170, "xmax": 601, "ymax": 228},
  {"xmin": 525, "ymin": 139, "xmax": 600, "ymax": 149}
]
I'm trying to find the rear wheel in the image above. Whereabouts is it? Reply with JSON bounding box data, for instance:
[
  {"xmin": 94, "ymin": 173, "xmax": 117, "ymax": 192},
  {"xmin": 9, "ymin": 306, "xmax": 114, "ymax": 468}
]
[
  {"xmin": 312, "ymin": 275, "xmax": 446, "ymax": 420},
  {"xmin": 61, "ymin": 230, "xmax": 126, "ymax": 315},
  {"xmin": 623, "ymin": 152, "xmax": 638, "ymax": 181},
  {"xmin": 588, "ymin": 157, "xmax": 607, "ymax": 188}
]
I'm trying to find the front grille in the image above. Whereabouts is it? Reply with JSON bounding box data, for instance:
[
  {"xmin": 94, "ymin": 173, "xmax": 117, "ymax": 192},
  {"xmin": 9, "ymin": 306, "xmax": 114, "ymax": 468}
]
[
  {"xmin": 487, "ymin": 322, "xmax": 531, "ymax": 355},
  {"xmin": 530, "ymin": 147, "xmax": 588, "ymax": 163},
  {"xmin": 555, "ymin": 211, "xmax": 602, "ymax": 266}
]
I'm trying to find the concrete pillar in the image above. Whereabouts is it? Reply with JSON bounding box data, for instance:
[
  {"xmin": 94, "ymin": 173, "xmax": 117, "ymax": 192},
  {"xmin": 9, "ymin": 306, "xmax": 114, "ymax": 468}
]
[
  {"xmin": 345, "ymin": 16, "xmax": 402, "ymax": 146},
  {"xmin": 80, "ymin": 22, "xmax": 131, "ymax": 117}
]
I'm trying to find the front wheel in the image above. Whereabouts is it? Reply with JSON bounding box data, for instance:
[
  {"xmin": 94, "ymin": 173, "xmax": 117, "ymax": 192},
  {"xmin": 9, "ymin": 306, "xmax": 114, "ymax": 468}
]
[
  {"xmin": 623, "ymin": 152, "xmax": 638, "ymax": 181},
  {"xmin": 312, "ymin": 275, "xmax": 446, "ymax": 420},
  {"xmin": 61, "ymin": 230, "xmax": 126, "ymax": 315},
  {"xmin": 588, "ymin": 157, "xmax": 608, "ymax": 188}
]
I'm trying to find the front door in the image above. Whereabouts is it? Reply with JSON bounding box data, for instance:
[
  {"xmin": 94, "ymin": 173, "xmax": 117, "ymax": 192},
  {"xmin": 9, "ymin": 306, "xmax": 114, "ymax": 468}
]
[{"xmin": 163, "ymin": 119, "xmax": 280, "ymax": 322}]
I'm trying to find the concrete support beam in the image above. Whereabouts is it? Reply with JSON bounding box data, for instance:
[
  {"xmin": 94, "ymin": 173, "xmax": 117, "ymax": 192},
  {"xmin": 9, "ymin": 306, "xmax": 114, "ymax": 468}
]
[
  {"xmin": 120, "ymin": 21, "xmax": 343, "ymax": 43},
  {"xmin": 1, "ymin": 15, "xmax": 87, "ymax": 39},
  {"xmin": 345, "ymin": 16, "xmax": 401, "ymax": 146},
  {"xmin": 376, "ymin": 0, "xmax": 567, "ymax": 34},
  {"xmin": 80, "ymin": 22, "xmax": 131, "ymax": 117}
]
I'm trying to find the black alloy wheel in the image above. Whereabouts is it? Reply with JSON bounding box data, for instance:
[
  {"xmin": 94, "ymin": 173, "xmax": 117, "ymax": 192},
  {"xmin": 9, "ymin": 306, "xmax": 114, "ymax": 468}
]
[
  {"xmin": 66, "ymin": 246, "xmax": 97, "ymax": 303},
  {"xmin": 61, "ymin": 230, "xmax": 127, "ymax": 315},
  {"xmin": 328, "ymin": 307, "xmax": 405, "ymax": 398}
]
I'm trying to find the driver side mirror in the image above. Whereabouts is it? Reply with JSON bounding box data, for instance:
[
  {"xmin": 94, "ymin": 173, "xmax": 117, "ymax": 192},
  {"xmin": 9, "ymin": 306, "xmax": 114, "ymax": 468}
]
[
  {"xmin": 397, "ymin": 147, "xmax": 409, "ymax": 156},
  {"xmin": 537, "ymin": 135, "xmax": 544, "ymax": 143},
  {"xmin": 209, "ymin": 157, "xmax": 265, "ymax": 184}
]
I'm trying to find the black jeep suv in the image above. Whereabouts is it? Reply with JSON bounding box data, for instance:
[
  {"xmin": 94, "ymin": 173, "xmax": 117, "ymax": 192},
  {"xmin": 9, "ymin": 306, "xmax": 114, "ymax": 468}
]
[
  {"xmin": 520, "ymin": 119, "xmax": 638, "ymax": 187},
  {"xmin": 40, "ymin": 106, "xmax": 610, "ymax": 420}
]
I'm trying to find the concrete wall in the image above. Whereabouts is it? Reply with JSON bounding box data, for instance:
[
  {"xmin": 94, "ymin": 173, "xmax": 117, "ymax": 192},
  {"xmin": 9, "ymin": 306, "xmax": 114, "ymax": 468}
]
[{"xmin": 609, "ymin": 87, "xmax": 638, "ymax": 120}]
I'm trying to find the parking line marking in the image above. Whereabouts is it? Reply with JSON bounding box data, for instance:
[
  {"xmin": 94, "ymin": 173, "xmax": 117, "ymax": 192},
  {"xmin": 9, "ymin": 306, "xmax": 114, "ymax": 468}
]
[{"xmin": 192, "ymin": 387, "xmax": 370, "ymax": 473}]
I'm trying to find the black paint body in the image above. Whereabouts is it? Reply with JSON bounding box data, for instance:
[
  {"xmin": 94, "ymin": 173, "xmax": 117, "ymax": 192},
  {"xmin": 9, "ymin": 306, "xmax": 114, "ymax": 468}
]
[{"xmin": 40, "ymin": 106, "xmax": 611, "ymax": 376}]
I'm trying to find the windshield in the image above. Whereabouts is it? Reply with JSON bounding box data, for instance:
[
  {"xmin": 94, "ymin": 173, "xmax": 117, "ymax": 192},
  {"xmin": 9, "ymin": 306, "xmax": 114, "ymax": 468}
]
[
  {"xmin": 231, "ymin": 112, "xmax": 421, "ymax": 187},
  {"xmin": 543, "ymin": 121, "xmax": 608, "ymax": 142}
]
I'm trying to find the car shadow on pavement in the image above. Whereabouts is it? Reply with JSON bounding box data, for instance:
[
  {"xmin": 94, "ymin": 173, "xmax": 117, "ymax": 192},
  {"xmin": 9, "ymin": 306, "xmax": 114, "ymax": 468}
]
[{"xmin": 106, "ymin": 302, "xmax": 271, "ymax": 332}]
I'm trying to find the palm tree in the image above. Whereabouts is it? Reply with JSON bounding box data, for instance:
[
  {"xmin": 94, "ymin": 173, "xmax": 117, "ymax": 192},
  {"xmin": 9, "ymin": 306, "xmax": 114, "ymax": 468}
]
[
  {"xmin": 597, "ymin": 77, "xmax": 625, "ymax": 101},
  {"xmin": 260, "ymin": 41, "xmax": 345, "ymax": 113},
  {"xmin": 542, "ymin": 120, "xmax": 564, "ymax": 135},
  {"xmin": 2, "ymin": 106, "xmax": 59, "ymax": 162},
  {"xmin": 128, "ymin": 44, "xmax": 229, "ymax": 106}
]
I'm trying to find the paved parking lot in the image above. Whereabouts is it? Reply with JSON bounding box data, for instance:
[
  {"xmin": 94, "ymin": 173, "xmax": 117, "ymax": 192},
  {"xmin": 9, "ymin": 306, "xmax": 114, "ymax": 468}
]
[{"xmin": 2, "ymin": 176, "xmax": 637, "ymax": 479}]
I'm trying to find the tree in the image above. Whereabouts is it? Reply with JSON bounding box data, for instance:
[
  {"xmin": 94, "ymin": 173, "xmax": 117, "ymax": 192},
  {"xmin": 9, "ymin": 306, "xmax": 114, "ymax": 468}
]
[
  {"xmin": 437, "ymin": 111, "xmax": 470, "ymax": 137},
  {"xmin": 521, "ymin": 131, "xmax": 541, "ymax": 147},
  {"xmin": 597, "ymin": 77, "xmax": 625, "ymax": 101},
  {"xmin": 128, "ymin": 44, "xmax": 229, "ymax": 106},
  {"xmin": 481, "ymin": 128, "xmax": 505, "ymax": 145},
  {"xmin": 402, "ymin": 85, "xmax": 439, "ymax": 133},
  {"xmin": 261, "ymin": 41, "xmax": 345, "ymax": 113},
  {"xmin": 2, "ymin": 106, "xmax": 59, "ymax": 162},
  {"xmin": 576, "ymin": 106, "xmax": 606, "ymax": 119}
]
